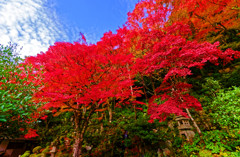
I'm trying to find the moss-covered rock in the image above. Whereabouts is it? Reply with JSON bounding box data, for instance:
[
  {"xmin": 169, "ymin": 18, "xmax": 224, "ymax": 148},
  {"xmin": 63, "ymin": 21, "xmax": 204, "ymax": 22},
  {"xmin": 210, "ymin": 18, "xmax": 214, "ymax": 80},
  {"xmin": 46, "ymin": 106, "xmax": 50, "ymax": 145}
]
[
  {"xmin": 21, "ymin": 150, "xmax": 31, "ymax": 157},
  {"xmin": 41, "ymin": 146, "xmax": 50, "ymax": 157},
  {"xmin": 32, "ymin": 146, "xmax": 42, "ymax": 154},
  {"xmin": 56, "ymin": 151, "xmax": 71, "ymax": 157}
]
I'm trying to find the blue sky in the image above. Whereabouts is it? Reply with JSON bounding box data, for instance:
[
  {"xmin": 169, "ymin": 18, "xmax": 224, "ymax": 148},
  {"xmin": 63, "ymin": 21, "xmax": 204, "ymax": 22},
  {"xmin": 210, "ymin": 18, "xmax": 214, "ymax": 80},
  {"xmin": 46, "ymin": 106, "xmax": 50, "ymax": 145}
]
[
  {"xmin": 0, "ymin": 0, "xmax": 139, "ymax": 57},
  {"xmin": 56, "ymin": 0, "xmax": 139, "ymax": 43}
]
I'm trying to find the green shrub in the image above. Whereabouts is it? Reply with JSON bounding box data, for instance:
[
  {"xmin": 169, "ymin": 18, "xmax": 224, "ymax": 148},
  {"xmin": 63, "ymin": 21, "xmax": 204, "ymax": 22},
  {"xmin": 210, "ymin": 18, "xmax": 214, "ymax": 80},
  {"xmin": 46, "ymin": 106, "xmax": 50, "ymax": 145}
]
[
  {"xmin": 199, "ymin": 150, "xmax": 212, "ymax": 157},
  {"xmin": 42, "ymin": 146, "xmax": 50, "ymax": 153},
  {"xmin": 210, "ymin": 86, "xmax": 240, "ymax": 129},
  {"xmin": 21, "ymin": 150, "xmax": 30, "ymax": 157}
]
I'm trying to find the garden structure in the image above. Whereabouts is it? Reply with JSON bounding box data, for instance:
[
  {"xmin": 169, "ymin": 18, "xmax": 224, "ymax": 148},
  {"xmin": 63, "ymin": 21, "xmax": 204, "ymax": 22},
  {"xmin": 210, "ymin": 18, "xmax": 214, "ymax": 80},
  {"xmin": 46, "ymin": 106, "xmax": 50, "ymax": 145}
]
[
  {"xmin": 176, "ymin": 115, "xmax": 195, "ymax": 141},
  {"xmin": 0, "ymin": 138, "xmax": 37, "ymax": 157}
]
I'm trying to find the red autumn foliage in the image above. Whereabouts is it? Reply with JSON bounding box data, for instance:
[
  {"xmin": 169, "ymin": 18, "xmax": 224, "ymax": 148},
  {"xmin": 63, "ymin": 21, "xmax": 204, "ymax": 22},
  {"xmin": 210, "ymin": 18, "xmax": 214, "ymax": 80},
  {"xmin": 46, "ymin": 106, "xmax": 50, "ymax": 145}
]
[
  {"xmin": 126, "ymin": 0, "xmax": 240, "ymax": 122},
  {"xmin": 40, "ymin": 115, "xmax": 48, "ymax": 120},
  {"xmin": 165, "ymin": 0, "xmax": 240, "ymax": 42},
  {"xmin": 129, "ymin": 0, "xmax": 240, "ymax": 46},
  {"xmin": 24, "ymin": 128, "xmax": 39, "ymax": 139},
  {"xmin": 26, "ymin": 40, "xmax": 139, "ymax": 111},
  {"xmin": 21, "ymin": 1, "xmax": 240, "ymax": 154},
  {"xmin": 24, "ymin": 0, "xmax": 240, "ymax": 125}
]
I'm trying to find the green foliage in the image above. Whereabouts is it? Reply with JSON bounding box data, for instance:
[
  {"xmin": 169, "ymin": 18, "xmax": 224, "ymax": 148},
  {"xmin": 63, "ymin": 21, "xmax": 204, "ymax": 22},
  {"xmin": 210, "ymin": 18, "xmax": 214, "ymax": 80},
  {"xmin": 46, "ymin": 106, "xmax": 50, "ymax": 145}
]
[
  {"xmin": 182, "ymin": 130, "xmax": 240, "ymax": 156},
  {"xmin": 0, "ymin": 43, "xmax": 23, "ymax": 118},
  {"xmin": 202, "ymin": 77, "xmax": 222, "ymax": 96},
  {"xmin": 0, "ymin": 115, "xmax": 6, "ymax": 122},
  {"xmin": 181, "ymin": 68, "xmax": 240, "ymax": 156},
  {"xmin": 36, "ymin": 112, "xmax": 75, "ymax": 148},
  {"xmin": 126, "ymin": 118, "xmax": 160, "ymax": 143},
  {"xmin": 41, "ymin": 146, "xmax": 50, "ymax": 157},
  {"xmin": 220, "ymin": 63, "xmax": 240, "ymax": 88},
  {"xmin": 0, "ymin": 43, "xmax": 40, "ymax": 138},
  {"xmin": 189, "ymin": 75, "xmax": 240, "ymax": 130},
  {"xmin": 55, "ymin": 152, "xmax": 69, "ymax": 157},
  {"xmin": 30, "ymin": 154, "xmax": 42, "ymax": 157},
  {"xmin": 199, "ymin": 150, "xmax": 212, "ymax": 157},
  {"xmin": 22, "ymin": 146, "xmax": 51, "ymax": 157},
  {"xmin": 210, "ymin": 86, "xmax": 240, "ymax": 129},
  {"xmin": 80, "ymin": 103, "xmax": 178, "ymax": 156}
]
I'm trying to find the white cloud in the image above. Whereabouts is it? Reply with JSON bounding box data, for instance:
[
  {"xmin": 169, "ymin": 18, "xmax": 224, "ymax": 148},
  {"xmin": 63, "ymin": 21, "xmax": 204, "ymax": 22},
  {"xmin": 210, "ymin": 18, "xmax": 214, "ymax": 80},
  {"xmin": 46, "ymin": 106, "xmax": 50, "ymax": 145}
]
[{"xmin": 0, "ymin": 0, "xmax": 73, "ymax": 58}]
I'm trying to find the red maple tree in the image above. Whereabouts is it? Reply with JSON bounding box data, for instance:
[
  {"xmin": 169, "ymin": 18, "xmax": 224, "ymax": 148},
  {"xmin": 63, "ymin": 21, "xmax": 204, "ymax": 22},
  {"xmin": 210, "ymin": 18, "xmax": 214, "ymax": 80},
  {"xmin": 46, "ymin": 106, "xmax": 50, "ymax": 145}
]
[
  {"xmin": 126, "ymin": 0, "xmax": 240, "ymax": 134},
  {"xmin": 23, "ymin": 1, "xmax": 240, "ymax": 155},
  {"xmin": 25, "ymin": 33, "xmax": 142, "ymax": 156}
]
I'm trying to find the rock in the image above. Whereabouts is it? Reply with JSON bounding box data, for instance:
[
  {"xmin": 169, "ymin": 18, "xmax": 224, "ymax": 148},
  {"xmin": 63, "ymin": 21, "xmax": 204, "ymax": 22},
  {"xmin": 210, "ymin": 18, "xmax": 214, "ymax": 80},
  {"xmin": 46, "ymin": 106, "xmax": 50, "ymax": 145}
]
[{"xmin": 163, "ymin": 148, "xmax": 171, "ymax": 156}]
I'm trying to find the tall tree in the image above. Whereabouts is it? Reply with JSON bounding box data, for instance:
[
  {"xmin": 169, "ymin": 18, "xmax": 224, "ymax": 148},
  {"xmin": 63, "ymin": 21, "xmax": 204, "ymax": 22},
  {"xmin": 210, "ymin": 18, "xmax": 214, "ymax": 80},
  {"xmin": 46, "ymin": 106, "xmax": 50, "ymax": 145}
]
[{"xmin": 26, "ymin": 35, "xmax": 141, "ymax": 156}]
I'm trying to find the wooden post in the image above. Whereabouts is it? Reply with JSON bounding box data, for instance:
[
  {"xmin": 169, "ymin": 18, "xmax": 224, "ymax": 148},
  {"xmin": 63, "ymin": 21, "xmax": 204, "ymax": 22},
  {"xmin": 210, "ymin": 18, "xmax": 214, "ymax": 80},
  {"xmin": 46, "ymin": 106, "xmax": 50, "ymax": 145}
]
[{"xmin": 50, "ymin": 142, "xmax": 58, "ymax": 157}]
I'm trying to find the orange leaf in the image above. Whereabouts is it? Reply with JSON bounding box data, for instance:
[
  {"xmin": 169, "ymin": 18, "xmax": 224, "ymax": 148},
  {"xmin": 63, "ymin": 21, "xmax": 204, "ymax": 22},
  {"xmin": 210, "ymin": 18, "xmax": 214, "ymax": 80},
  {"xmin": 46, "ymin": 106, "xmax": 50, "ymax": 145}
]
[
  {"xmin": 53, "ymin": 111, "xmax": 61, "ymax": 117},
  {"xmin": 95, "ymin": 108, "xmax": 107, "ymax": 112},
  {"xmin": 95, "ymin": 116, "xmax": 103, "ymax": 121}
]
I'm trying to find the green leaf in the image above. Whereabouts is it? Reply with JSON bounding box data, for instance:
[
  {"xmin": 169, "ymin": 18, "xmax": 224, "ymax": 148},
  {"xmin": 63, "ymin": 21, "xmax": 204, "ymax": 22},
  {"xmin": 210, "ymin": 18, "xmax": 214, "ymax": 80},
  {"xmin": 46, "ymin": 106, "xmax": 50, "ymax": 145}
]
[{"xmin": 0, "ymin": 118, "xmax": 7, "ymax": 122}]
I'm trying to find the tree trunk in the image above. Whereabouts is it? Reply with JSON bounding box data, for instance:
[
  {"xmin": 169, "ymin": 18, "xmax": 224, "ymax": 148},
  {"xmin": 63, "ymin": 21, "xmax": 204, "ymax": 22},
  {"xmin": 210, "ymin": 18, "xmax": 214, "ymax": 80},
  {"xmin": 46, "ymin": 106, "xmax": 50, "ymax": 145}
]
[
  {"xmin": 150, "ymin": 76, "xmax": 156, "ymax": 95},
  {"xmin": 186, "ymin": 108, "xmax": 202, "ymax": 135},
  {"xmin": 73, "ymin": 112, "xmax": 83, "ymax": 157},
  {"xmin": 126, "ymin": 63, "xmax": 136, "ymax": 120},
  {"xmin": 141, "ymin": 75, "xmax": 148, "ymax": 100},
  {"xmin": 73, "ymin": 136, "xmax": 82, "ymax": 157},
  {"xmin": 200, "ymin": 69, "xmax": 205, "ymax": 77},
  {"xmin": 108, "ymin": 103, "xmax": 113, "ymax": 123},
  {"xmin": 100, "ymin": 121, "xmax": 104, "ymax": 134}
]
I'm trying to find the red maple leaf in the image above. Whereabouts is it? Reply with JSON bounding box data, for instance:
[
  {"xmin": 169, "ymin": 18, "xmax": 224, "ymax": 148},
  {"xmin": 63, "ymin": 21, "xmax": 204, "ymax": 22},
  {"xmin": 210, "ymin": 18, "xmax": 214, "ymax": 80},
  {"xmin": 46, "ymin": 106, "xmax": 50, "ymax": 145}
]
[
  {"xmin": 24, "ymin": 129, "xmax": 39, "ymax": 139},
  {"xmin": 40, "ymin": 115, "xmax": 48, "ymax": 120}
]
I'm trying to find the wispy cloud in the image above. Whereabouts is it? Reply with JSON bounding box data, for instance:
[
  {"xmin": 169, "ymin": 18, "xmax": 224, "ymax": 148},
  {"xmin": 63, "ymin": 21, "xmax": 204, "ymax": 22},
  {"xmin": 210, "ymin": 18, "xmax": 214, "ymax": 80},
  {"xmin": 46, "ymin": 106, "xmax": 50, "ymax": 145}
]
[
  {"xmin": 111, "ymin": 0, "xmax": 139, "ymax": 28},
  {"xmin": 117, "ymin": 0, "xmax": 139, "ymax": 16},
  {"xmin": 0, "ymin": 0, "xmax": 76, "ymax": 58},
  {"xmin": 123, "ymin": 0, "xmax": 139, "ymax": 13}
]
